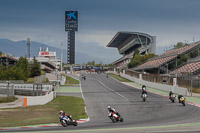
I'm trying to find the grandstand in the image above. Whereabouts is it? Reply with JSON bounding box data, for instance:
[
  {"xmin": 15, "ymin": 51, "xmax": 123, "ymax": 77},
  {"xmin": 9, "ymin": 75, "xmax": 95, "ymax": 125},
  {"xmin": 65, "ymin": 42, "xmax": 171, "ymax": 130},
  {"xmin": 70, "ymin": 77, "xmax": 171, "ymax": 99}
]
[
  {"xmin": 133, "ymin": 41, "xmax": 200, "ymax": 75},
  {"xmin": 0, "ymin": 53, "xmax": 18, "ymax": 66},
  {"xmin": 170, "ymin": 55, "xmax": 200, "ymax": 77},
  {"xmin": 0, "ymin": 51, "xmax": 57, "ymax": 73},
  {"xmin": 107, "ymin": 31, "xmax": 156, "ymax": 70}
]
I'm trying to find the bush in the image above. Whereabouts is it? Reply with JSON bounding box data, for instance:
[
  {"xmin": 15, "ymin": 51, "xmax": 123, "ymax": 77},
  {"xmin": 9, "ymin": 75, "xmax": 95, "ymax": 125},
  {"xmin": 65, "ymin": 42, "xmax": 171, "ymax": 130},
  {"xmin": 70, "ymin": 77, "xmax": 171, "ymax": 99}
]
[
  {"xmin": 0, "ymin": 66, "xmax": 27, "ymax": 80},
  {"xmin": 128, "ymin": 51, "xmax": 155, "ymax": 68}
]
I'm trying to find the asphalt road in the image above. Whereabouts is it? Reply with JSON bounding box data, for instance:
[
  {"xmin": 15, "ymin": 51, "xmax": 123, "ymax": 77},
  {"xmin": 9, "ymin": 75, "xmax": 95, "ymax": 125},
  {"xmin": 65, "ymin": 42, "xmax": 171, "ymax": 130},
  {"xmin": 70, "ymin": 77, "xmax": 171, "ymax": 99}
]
[{"xmin": 2, "ymin": 73, "xmax": 200, "ymax": 133}]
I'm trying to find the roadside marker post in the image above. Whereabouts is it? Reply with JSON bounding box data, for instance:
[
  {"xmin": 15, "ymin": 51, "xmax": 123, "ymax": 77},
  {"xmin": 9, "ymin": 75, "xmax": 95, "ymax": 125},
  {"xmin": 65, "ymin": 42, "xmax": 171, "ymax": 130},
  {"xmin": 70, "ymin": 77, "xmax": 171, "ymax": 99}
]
[{"xmin": 24, "ymin": 97, "xmax": 27, "ymax": 107}]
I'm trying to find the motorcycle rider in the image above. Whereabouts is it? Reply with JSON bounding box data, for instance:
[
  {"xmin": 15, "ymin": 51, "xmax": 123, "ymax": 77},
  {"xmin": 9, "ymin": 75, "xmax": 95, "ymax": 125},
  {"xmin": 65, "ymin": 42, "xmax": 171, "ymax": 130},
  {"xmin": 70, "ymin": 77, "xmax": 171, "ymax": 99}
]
[
  {"xmin": 141, "ymin": 85, "xmax": 147, "ymax": 97},
  {"xmin": 107, "ymin": 106, "xmax": 120, "ymax": 117},
  {"xmin": 169, "ymin": 91, "xmax": 173, "ymax": 99},
  {"xmin": 178, "ymin": 94, "xmax": 183, "ymax": 103},
  {"xmin": 59, "ymin": 110, "xmax": 72, "ymax": 120}
]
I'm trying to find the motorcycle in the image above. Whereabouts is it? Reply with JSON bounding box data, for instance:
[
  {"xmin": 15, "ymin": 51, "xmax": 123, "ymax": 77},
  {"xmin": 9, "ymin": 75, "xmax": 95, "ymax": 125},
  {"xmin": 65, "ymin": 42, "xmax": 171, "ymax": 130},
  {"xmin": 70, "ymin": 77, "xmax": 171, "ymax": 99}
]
[
  {"xmin": 169, "ymin": 94, "xmax": 176, "ymax": 103},
  {"xmin": 179, "ymin": 96, "xmax": 186, "ymax": 106},
  {"xmin": 142, "ymin": 93, "xmax": 147, "ymax": 102},
  {"xmin": 108, "ymin": 112, "xmax": 123, "ymax": 123},
  {"xmin": 59, "ymin": 115, "xmax": 78, "ymax": 127},
  {"xmin": 81, "ymin": 75, "xmax": 86, "ymax": 80}
]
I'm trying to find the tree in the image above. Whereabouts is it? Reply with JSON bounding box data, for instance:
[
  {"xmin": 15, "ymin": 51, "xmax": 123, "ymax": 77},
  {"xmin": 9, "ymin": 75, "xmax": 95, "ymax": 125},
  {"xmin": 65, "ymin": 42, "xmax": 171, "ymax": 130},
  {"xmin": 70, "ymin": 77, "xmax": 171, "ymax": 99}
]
[
  {"xmin": 174, "ymin": 42, "xmax": 184, "ymax": 48},
  {"xmin": 30, "ymin": 57, "xmax": 41, "ymax": 77},
  {"xmin": 0, "ymin": 66, "xmax": 27, "ymax": 80},
  {"xmin": 128, "ymin": 52, "xmax": 156, "ymax": 68},
  {"xmin": 87, "ymin": 61, "xmax": 95, "ymax": 66},
  {"xmin": 17, "ymin": 56, "xmax": 30, "ymax": 80}
]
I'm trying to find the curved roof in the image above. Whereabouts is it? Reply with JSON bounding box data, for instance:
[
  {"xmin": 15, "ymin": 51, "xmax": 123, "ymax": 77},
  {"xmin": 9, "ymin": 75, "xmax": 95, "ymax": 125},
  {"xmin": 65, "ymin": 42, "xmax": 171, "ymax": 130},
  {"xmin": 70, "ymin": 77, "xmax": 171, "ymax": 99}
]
[{"xmin": 107, "ymin": 31, "xmax": 155, "ymax": 48}]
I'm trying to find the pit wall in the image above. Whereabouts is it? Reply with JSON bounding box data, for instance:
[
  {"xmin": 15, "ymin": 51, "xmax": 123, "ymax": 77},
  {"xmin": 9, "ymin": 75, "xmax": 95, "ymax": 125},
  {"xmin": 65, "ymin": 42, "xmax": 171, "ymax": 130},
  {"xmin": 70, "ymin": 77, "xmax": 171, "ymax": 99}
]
[{"xmin": 108, "ymin": 71, "xmax": 189, "ymax": 96}]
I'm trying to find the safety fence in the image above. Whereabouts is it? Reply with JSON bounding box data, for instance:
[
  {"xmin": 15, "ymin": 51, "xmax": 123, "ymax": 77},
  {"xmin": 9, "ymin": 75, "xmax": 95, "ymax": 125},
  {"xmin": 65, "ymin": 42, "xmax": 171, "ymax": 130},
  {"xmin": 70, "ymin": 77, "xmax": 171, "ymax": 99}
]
[
  {"xmin": 125, "ymin": 70, "xmax": 200, "ymax": 92},
  {"xmin": 0, "ymin": 85, "xmax": 14, "ymax": 97},
  {"xmin": 0, "ymin": 83, "xmax": 53, "ymax": 96}
]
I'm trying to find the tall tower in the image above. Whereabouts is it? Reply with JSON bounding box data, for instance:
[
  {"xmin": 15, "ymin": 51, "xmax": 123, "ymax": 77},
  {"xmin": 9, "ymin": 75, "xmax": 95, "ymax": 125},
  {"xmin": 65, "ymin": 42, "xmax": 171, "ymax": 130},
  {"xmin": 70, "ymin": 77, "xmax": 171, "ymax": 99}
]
[
  {"xmin": 65, "ymin": 11, "xmax": 78, "ymax": 64},
  {"xmin": 26, "ymin": 38, "xmax": 31, "ymax": 60}
]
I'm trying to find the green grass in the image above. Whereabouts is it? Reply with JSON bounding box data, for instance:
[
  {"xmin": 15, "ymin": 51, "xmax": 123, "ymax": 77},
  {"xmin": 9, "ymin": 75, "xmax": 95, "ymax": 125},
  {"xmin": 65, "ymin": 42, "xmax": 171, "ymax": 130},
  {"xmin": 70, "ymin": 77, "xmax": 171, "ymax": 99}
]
[
  {"xmin": 57, "ymin": 86, "xmax": 81, "ymax": 93},
  {"xmin": 0, "ymin": 96, "xmax": 17, "ymax": 103},
  {"xmin": 0, "ymin": 96, "xmax": 87, "ymax": 127},
  {"xmin": 65, "ymin": 75, "xmax": 79, "ymax": 85},
  {"xmin": 108, "ymin": 73, "xmax": 131, "ymax": 82},
  {"xmin": 26, "ymin": 78, "xmax": 35, "ymax": 83}
]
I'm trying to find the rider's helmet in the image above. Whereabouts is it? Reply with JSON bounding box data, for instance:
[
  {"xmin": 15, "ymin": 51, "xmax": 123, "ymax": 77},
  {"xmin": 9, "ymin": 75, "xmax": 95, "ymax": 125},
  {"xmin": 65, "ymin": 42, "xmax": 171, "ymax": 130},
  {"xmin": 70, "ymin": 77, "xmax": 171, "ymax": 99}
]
[
  {"xmin": 142, "ymin": 85, "xmax": 146, "ymax": 90},
  {"xmin": 107, "ymin": 106, "xmax": 111, "ymax": 110},
  {"xmin": 59, "ymin": 110, "xmax": 64, "ymax": 115}
]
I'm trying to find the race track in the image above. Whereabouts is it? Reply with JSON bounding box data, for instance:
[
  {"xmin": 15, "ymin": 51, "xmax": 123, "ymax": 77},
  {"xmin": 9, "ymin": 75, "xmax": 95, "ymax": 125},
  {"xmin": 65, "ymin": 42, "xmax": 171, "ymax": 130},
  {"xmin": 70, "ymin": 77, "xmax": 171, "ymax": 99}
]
[{"xmin": 2, "ymin": 74, "xmax": 200, "ymax": 133}]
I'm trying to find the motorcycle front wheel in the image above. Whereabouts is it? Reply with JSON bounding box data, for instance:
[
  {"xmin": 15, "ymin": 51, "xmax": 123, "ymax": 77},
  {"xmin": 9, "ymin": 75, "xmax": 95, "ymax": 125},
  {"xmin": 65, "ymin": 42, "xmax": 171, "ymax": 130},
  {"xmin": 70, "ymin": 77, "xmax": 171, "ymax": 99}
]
[
  {"xmin": 143, "ymin": 98, "xmax": 146, "ymax": 102},
  {"xmin": 182, "ymin": 101, "xmax": 186, "ymax": 106},
  {"xmin": 172, "ymin": 99, "xmax": 175, "ymax": 103},
  {"xmin": 119, "ymin": 117, "xmax": 124, "ymax": 122},
  {"xmin": 73, "ymin": 120, "xmax": 78, "ymax": 126},
  {"xmin": 61, "ymin": 120, "xmax": 67, "ymax": 127},
  {"xmin": 110, "ymin": 116, "xmax": 116, "ymax": 123}
]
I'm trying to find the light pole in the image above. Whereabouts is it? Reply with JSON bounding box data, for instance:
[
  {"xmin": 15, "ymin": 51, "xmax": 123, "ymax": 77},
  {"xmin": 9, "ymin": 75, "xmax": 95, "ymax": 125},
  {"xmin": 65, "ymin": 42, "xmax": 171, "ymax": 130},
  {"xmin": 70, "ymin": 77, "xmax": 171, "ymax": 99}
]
[
  {"xmin": 26, "ymin": 38, "xmax": 31, "ymax": 60},
  {"xmin": 7, "ymin": 81, "xmax": 10, "ymax": 97},
  {"xmin": 61, "ymin": 43, "xmax": 63, "ymax": 71}
]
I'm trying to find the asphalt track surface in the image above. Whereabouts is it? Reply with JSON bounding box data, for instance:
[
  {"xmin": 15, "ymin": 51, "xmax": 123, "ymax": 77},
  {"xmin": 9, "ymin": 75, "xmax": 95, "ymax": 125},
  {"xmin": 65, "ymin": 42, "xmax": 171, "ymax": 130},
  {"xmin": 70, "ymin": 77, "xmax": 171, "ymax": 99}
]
[{"xmin": 2, "ymin": 74, "xmax": 200, "ymax": 133}]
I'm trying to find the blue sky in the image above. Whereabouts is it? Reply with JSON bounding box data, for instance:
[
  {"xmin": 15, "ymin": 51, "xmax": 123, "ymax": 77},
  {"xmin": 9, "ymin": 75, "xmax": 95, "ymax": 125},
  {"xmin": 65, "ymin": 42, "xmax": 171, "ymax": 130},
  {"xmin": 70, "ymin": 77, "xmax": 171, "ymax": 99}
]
[{"xmin": 0, "ymin": 0, "xmax": 200, "ymax": 58}]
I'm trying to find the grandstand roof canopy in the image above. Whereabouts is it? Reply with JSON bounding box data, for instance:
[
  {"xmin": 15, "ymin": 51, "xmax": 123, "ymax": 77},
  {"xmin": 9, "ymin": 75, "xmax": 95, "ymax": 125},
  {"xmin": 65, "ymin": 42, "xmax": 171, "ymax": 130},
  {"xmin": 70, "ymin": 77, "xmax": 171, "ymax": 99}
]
[{"xmin": 107, "ymin": 31, "xmax": 152, "ymax": 48}]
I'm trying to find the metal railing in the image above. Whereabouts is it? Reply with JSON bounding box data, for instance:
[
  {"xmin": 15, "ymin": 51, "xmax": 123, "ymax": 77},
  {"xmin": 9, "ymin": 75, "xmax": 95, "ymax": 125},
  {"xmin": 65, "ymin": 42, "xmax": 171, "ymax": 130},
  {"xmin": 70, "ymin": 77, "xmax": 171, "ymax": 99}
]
[{"xmin": 0, "ymin": 85, "xmax": 14, "ymax": 97}]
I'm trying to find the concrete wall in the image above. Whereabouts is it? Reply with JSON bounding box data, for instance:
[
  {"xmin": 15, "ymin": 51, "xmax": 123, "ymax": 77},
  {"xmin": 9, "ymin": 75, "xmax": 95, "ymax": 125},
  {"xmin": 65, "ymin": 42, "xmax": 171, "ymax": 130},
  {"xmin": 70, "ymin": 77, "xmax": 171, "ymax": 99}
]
[
  {"xmin": 120, "ymin": 73, "xmax": 189, "ymax": 96},
  {"xmin": 25, "ymin": 91, "xmax": 54, "ymax": 106}
]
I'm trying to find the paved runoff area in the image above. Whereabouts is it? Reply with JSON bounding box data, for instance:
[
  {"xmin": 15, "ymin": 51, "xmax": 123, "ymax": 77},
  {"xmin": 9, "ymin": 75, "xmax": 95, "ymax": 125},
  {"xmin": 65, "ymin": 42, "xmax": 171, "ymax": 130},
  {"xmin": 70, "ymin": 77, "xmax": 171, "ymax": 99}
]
[{"xmin": 56, "ymin": 85, "xmax": 82, "ymax": 98}]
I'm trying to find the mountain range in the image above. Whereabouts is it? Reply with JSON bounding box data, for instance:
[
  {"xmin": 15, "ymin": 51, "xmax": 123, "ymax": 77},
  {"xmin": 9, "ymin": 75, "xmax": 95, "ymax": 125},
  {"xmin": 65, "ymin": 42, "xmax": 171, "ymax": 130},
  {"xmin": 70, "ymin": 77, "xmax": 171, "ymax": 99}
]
[
  {"xmin": 0, "ymin": 38, "xmax": 165, "ymax": 64},
  {"xmin": 0, "ymin": 38, "xmax": 121, "ymax": 64}
]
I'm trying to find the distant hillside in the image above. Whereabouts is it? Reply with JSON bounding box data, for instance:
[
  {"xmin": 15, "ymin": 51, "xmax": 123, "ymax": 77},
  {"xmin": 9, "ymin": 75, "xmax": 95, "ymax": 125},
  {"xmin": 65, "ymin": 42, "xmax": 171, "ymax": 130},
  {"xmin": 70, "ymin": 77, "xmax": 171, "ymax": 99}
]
[{"xmin": 0, "ymin": 39, "xmax": 121, "ymax": 64}]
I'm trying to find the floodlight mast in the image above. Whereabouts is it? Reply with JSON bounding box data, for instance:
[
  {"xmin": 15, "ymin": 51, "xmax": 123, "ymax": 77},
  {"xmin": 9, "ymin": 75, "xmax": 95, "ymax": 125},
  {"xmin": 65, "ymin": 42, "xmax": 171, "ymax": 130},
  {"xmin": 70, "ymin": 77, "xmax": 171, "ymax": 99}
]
[
  {"xmin": 26, "ymin": 38, "xmax": 31, "ymax": 60},
  {"xmin": 61, "ymin": 42, "xmax": 63, "ymax": 71}
]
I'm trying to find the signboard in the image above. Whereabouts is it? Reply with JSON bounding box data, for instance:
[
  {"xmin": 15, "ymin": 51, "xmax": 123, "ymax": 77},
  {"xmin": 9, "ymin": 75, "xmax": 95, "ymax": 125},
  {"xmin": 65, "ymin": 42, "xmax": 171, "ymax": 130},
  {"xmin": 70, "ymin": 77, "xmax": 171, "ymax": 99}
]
[
  {"xmin": 41, "ymin": 52, "xmax": 49, "ymax": 55},
  {"xmin": 65, "ymin": 11, "xmax": 78, "ymax": 31},
  {"xmin": 72, "ymin": 66, "xmax": 103, "ymax": 71},
  {"xmin": 39, "ymin": 52, "xmax": 56, "ymax": 56}
]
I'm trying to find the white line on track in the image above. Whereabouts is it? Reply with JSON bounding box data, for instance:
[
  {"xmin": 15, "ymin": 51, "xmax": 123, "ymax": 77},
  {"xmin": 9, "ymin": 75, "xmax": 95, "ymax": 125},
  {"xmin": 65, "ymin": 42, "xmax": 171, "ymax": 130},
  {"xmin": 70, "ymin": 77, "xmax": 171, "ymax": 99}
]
[
  {"xmin": 98, "ymin": 80, "xmax": 129, "ymax": 101},
  {"xmin": 66, "ymin": 74, "xmax": 89, "ymax": 121}
]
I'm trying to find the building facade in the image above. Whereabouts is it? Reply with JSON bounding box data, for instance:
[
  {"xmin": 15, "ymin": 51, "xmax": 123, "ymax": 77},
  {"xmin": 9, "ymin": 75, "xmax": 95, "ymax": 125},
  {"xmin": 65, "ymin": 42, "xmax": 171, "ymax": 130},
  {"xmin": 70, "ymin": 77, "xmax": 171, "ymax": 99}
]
[{"xmin": 107, "ymin": 31, "xmax": 156, "ymax": 70}]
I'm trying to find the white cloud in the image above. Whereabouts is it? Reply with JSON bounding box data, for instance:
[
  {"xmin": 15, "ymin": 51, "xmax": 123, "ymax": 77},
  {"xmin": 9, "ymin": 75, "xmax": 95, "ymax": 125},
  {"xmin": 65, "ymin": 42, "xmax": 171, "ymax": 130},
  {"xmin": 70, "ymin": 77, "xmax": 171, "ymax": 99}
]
[
  {"xmin": 0, "ymin": 28, "xmax": 66, "ymax": 48},
  {"xmin": 76, "ymin": 30, "xmax": 115, "ymax": 47}
]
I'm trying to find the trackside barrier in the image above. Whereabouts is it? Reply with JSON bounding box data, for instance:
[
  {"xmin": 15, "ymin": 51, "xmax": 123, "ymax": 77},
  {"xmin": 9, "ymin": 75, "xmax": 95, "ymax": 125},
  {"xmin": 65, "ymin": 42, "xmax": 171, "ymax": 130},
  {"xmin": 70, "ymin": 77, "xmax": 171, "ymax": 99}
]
[
  {"xmin": 120, "ymin": 73, "xmax": 189, "ymax": 96},
  {"xmin": 22, "ymin": 91, "xmax": 54, "ymax": 106}
]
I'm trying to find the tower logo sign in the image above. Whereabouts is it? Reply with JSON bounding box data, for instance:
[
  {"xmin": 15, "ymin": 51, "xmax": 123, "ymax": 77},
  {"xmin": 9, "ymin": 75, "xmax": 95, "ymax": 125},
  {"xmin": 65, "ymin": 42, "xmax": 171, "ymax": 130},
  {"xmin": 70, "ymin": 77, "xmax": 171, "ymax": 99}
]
[
  {"xmin": 66, "ymin": 11, "xmax": 77, "ymax": 20},
  {"xmin": 65, "ymin": 11, "xmax": 78, "ymax": 31}
]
